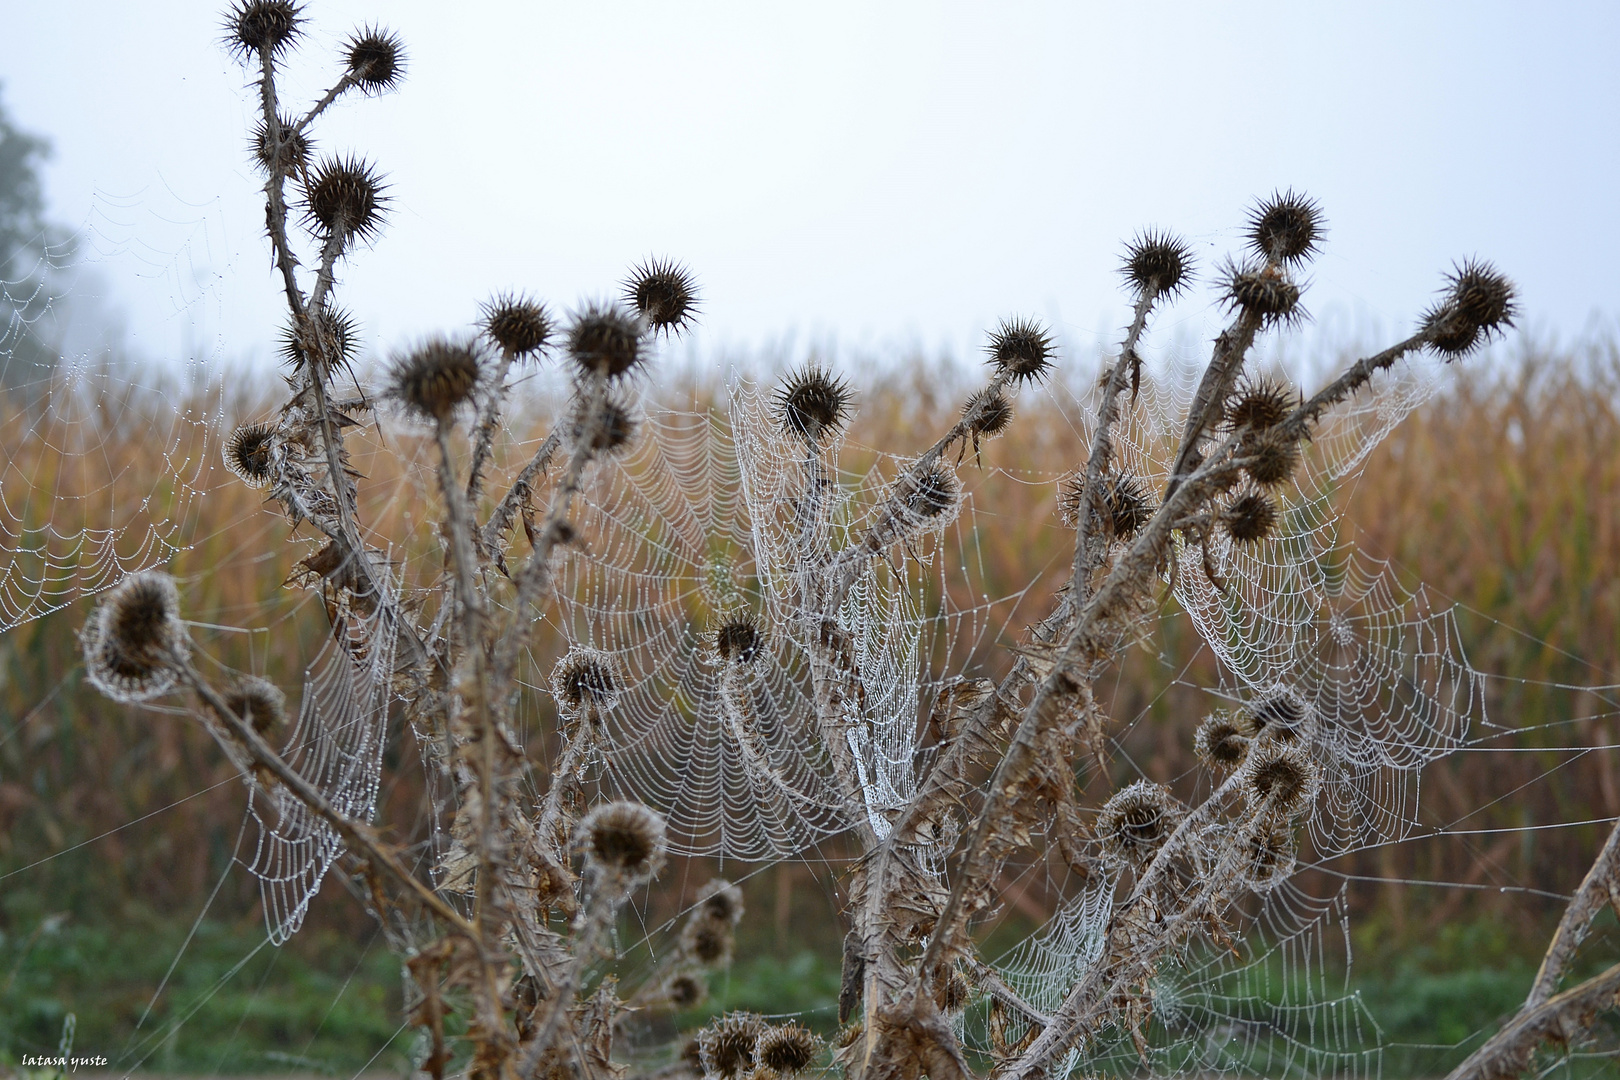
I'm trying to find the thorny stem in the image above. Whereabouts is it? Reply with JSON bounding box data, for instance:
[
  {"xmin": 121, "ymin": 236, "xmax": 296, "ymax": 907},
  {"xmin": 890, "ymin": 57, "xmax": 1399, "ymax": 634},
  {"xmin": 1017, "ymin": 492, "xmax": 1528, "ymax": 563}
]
[
  {"xmin": 519, "ymin": 881, "xmax": 628, "ymax": 1078},
  {"xmin": 1278, "ymin": 328, "xmax": 1432, "ymax": 440},
  {"xmin": 1527, "ymin": 817, "xmax": 1620, "ymax": 1007},
  {"xmin": 256, "ymin": 50, "xmax": 304, "ymax": 318},
  {"xmin": 295, "ymin": 72, "xmax": 360, "ymax": 133},
  {"xmin": 482, "ymin": 430, "xmax": 563, "ymax": 558},
  {"xmin": 467, "ymin": 350, "xmax": 518, "ymax": 504},
  {"xmin": 1164, "ymin": 307, "xmax": 1264, "ymax": 499}
]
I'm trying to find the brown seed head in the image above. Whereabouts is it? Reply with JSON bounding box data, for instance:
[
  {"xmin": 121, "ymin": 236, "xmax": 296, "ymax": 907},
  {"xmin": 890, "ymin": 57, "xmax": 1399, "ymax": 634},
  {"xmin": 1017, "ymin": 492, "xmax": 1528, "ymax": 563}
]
[
  {"xmin": 1239, "ymin": 687, "xmax": 1312, "ymax": 743},
  {"xmin": 683, "ymin": 919, "xmax": 733, "ymax": 965},
  {"xmin": 567, "ymin": 302, "xmax": 646, "ymax": 379},
  {"xmin": 481, "ymin": 293, "xmax": 553, "ymax": 359},
  {"xmin": 1422, "ymin": 259, "xmax": 1517, "ymax": 358},
  {"xmin": 1193, "ymin": 711, "xmax": 1250, "ymax": 772},
  {"xmin": 1244, "ymin": 818, "xmax": 1298, "ymax": 890},
  {"xmin": 1241, "ymin": 742, "xmax": 1321, "ymax": 817},
  {"xmin": 666, "ymin": 973, "xmax": 707, "ymax": 1010},
  {"xmin": 225, "ymin": 676, "xmax": 287, "ymax": 736},
  {"xmin": 756, "ymin": 1024, "xmax": 821, "ymax": 1075},
  {"xmin": 1222, "ymin": 491, "xmax": 1279, "ymax": 544},
  {"xmin": 1059, "ymin": 471, "xmax": 1153, "ymax": 539},
  {"xmin": 715, "ymin": 617, "xmax": 762, "ymax": 665},
  {"xmin": 622, "ymin": 258, "xmax": 700, "ymax": 338},
  {"xmin": 1098, "ymin": 780, "xmax": 1180, "ymax": 867},
  {"xmin": 1224, "ymin": 376, "xmax": 1296, "ymax": 431},
  {"xmin": 574, "ymin": 393, "xmax": 637, "ymax": 455},
  {"xmin": 698, "ymin": 878, "xmax": 745, "ymax": 924},
  {"xmin": 388, "ymin": 337, "xmax": 482, "ymax": 421},
  {"xmin": 1242, "ymin": 427, "xmax": 1302, "ymax": 487},
  {"xmin": 699, "ymin": 1013, "xmax": 765, "ymax": 1080},
  {"xmin": 280, "ymin": 304, "xmax": 359, "ymax": 374},
  {"xmin": 775, "ymin": 365, "xmax": 852, "ymax": 442},
  {"xmin": 577, "ymin": 800, "xmax": 666, "ymax": 878},
  {"xmin": 1246, "ymin": 189, "xmax": 1325, "ymax": 266},
  {"xmin": 82, "ymin": 571, "xmax": 186, "ymax": 703},
  {"xmin": 225, "ymin": 0, "xmax": 302, "ymax": 61},
  {"xmin": 249, "ymin": 115, "xmax": 310, "ymax": 175},
  {"xmin": 963, "ymin": 389, "xmax": 1013, "ymax": 438},
  {"xmin": 985, "ymin": 316, "xmax": 1056, "ymax": 384},
  {"xmin": 225, "ymin": 423, "xmax": 277, "ymax": 488},
  {"xmin": 344, "ymin": 25, "xmax": 405, "ymax": 94},
  {"xmin": 1120, "ymin": 229, "xmax": 1195, "ymax": 299},
  {"xmin": 903, "ymin": 466, "xmax": 960, "ymax": 522},
  {"xmin": 304, "ymin": 155, "xmax": 388, "ymax": 245},
  {"xmin": 552, "ymin": 649, "xmax": 618, "ymax": 712},
  {"xmin": 1224, "ymin": 259, "xmax": 1303, "ymax": 326}
]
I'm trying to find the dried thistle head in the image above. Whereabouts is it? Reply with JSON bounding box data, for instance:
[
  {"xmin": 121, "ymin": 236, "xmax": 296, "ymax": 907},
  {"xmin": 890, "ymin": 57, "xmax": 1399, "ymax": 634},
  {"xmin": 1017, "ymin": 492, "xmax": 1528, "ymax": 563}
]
[
  {"xmin": 304, "ymin": 155, "xmax": 388, "ymax": 246},
  {"xmin": 1422, "ymin": 258, "xmax": 1518, "ymax": 358},
  {"xmin": 577, "ymin": 800, "xmax": 666, "ymax": 880},
  {"xmin": 1097, "ymin": 780, "xmax": 1180, "ymax": 867},
  {"xmin": 756, "ymin": 1023, "xmax": 821, "ymax": 1075},
  {"xmin": 1059, "ymin": 471, "xmax": 1153, "ymax": 540},
  {"xmin": 1221, "ymin": 490, "xmax": 1279, "ymax": 544},
  {"xmin": 225, "ymin": 423, "xmax": 277, "ymax": 488},
  {"xmin": 1223, "ymin": 259, "xmax": 1303, "ymax": 327},
  {"xmin": 775, "ymin": 365, "xmax": 852, "ymax": 442},
  {"xmin": 551, "ymin": 648, "xmax": 619, "ymax": 713},
  {"xmin": 714, "ymin": 616, "xmax": 763, "ymax": 665},
  {"xmin": 224, "ymin": 675, "xmax": 287, "ymax": 736},
  {"xmin": 698, "ymin": 1012, "xmax": 765, "ymax": 1079},
  {"xmin": 697, "ymin": 878, "xmax": 745, "ymax": 924},
  {"xmin": 249, "ymin": 115, "xmax": 309, "ymax": 175},
  {"xmin": 481, "ymin": 293, "xmax": 553, "ymax": 359},
  {"xmin": 1120, "ymin": 229, "xmax": 1195, "ymax": 299},
  {"xmin": 1243, "ymin": 817, "xmax": 1298, "ymax": 891},
  {"xmin": 1241, "ymin": 741, "xmax": 1321, "ymax": 817},
  {"xmin": 387, "ymin": 337, "xmax": 483, "ymax": 422},
  {"xmin": 280, "ymin": 304, "xmax": 359, "ymax": 374},
  {"xmin": 1239, "ymin": 687, "xmax": 1313, "ymax": 744},
  {"xmin": 1224, "ymin": 375, "xmax": 1295, "ymax": 431},
  {"xmin": 1246, "ymin": 190, "xmax": 1325, "ymax": 266},
  {"xmin": 567, "ymin": 302, "xmax": 647, "ymax": 379},
  {"xmin": 573, "ymin": 392, "xmax": 637, "ymax": 455},
  {"xmin": 622, "ymin": 258, "xmax": 700, "ymax": 338},
  {"xmin": 1193, "ymin": 711, "xmax": 1250, "ymax": 773},
  {"xmin": 225, "ymin": 0, "xmax": 302, "ymax": 61},
  {"xmin": 1242, "ymin": 427, "xmax": 1302, "ymax": 487},
  {"xmin": 666, "ymin": 972, "xmax": 708, "ymax": 1010},
  {"xmin": 343, "ymin": 25, "xmax": 405, "ymax": 94},
  {"xmin": 964, "ymin": 389, "xmax": 1013, "ymax": 438},
  {"xmin": 82, "ymin": 571, "xmax": 188, "ymax": 703},
  {"xmin": 985, "ymin": 316, "xmax": 1056, "ymax": 384},
  {"xmin": 902, "ymin": 466, "xmax": 961, "ymax": 524},
  {"xmin": 682, "ymin": 918, "xmax": 734, "ymax": 965}
]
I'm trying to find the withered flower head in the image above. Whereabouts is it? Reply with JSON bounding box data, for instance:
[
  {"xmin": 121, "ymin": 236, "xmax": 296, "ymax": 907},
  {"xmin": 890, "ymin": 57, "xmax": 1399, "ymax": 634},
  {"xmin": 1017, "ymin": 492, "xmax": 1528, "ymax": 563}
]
[
  {"xmin": 1422, "ymin": 258, "xmax": 1518, "ymax": 358},
  {"xmin": 756, "ymin": 1023, "xmax": 821, "ymax": 1075},
  {"xmin": 1221, "ymin": 490, "xmax": 1279, "ymax": 544},
  {"xmin": 1120, "ymin": 229, "xmax": 1195, "ymax": 299},
  {"xmin": 1240, "ymin": 687, "xmax": 1313, "ymax": 743},
  {"xmin": 682, "ymin": 918, "xmax": 733, "ymax": 965},
  {"xmin": 622, "ymin": 258, "xmax": 700, "ymax": 338},
  {"xmin": 577, "ymin": 800, "xmax": 666, "ymax": 879},
  {"xmin": 666, "ymin": 973, "xmax": 707, "ymax": 1010},
  {"xmin": 387, "ymin": 337, "xmax": 483, "ymax": 422},
  {"xmin": 1242, "ymin": 427, "xmax": 1302, "ymax": 487},
  {"xmin": 1098, "ymin": 780, "xmax": 1180, "ymax": 867},
  {"xmin": 225, "ymin": 0, "xmax": 302, "ymax": 61},
  {"xmin": 304, "ymin": 155, "xmax": 388, "ymax": 245},
  {"xmin": 1224, "ymin": 259, "xmax": 1304, "ymax": 326},
  {"xmin": 280, "ymin": 304, "xmax": 359, "ymax": 374},
  {"xmin": 573, "ymin": 392, "xmax": 637, "ymax": 455},
  {"xmin": 82, "ymin": 571, "xmax": 187, "ymax": 703},
  {"xmin": 775, "ymin": 365, "xmax": 852, "ymax": 442},
  {"xmin": 1059, "ymin": 472, "xmax": 1153, "ymax": 540},
  {"xmin": 225, "ymin": 423, "xmax": 277, "ymax": 488},
  {"xmin": 963, "ymin": 389, "xmax": 1013, "ymax": 438},
  {"xmin": 699, "ymin": 1012, "xmax": 766, "ymax": 1080},
  {"xmin": 567, "ymin": 302, "xmax": 646, "ymax": 379},
  {"xmin": 1224, "ymin": 375, "xmax": 1295, "ymax": 431},
  {"xmin": 344, "ymin": 25, "xmax": 405, "ymax": 94},
  {"xmin": 225, "ymin": 675, "xmax": 287, "ymax": 736},
  {"xmin": 697, "ymin": 878, "xmax": 745, "ymax": 924},
  {"xmin": 985, "ymin": 316, "xmax": 1056, "ymax": 384},
  {"xmin": 1241, "ymin": 742, "xmax": 1321, "ymax": 817},
  {"xmin": 249, "ymin": 115, "xmax": 310, "ymax": 175},
  {"xmin": 715, "ymin": 617, "xmax": 762, "ymax": 665},
  {"xmin": 1246, "ymin": 189, "xmax": 1325, "ymax": 266},
  {"xmin": 1193, "ymin": 711, "xmax": 1250, "ymax": 772},
  {"xmin": 903, "ymin": 466, "xmax": 960, "ymax": 522},
  {"xmin": 481, "ymin": 293, "xmax": 553, "ymax": 359},
  {"xmin": 552, "ymin": 648, "xmax": 619, "ymax": 712},
  {"xmin": 1244, "ymin": 818, "xmax": 1298, "ymax": 890}
]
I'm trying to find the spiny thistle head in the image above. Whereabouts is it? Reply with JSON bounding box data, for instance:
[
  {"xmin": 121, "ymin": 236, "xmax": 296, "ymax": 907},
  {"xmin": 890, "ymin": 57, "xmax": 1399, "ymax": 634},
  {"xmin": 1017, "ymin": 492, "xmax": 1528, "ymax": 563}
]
[
  {"xmin": 304, "ymin": 155, "xmax": 388, "ymax": 245},
  {"xmin": 1098, "ymin": 780, "xmax": 1180, "ymax": 867},
  {"xmin": 699, "ymin": 1013, "xmax": 766, "ymax": 1080},
  {"xmin": 622, "ymin": 258, "xmax": 700, "ymax": 338},
  {"xmin": 573, "ymin": 393, "xmax": 637, "ymax": 455},
  {"xmin": 963, "ymin": 389, "xmax": 1014, "ymax": 438},
  {"xmin": 577, "ymin": 800, "xmax": 666, "ymax": 879},
  {"xmin": 225, "ymin": 0, "xmax": 302, "ymax": 61},
  {"xmin": 1240, "ymin": 687, "xmax": 1313, "ymax": 743},
  {"xmin": 1241, "ymin": 742, "xmax": 1321, "ymax": 817},
  {"xmin": 985, "ymin": 316, "xmax": 1056, "ymax": 384},
  {"xmin": 387, "ymin": 337, "xmax": 483, "ymax": 422},
  {"xmin": 1246, "ymin": 189, "xmax": 1325, "ymax": 266},
  {"xmin": 1242, "ymin": 427, "xmax": 1302, "ymax": 487},
  {"xmin": 1193, "ymin": 711, "xmax": 1250, "ymax": 772},
  {"xmin": 1244, "ymin": 818, "xmax": 1298, "ymax": 890},
  {"xmin": 343, "ymin": 25, "xmax": 405, "ymax": 94},
  {"xmin": 567, "ymin": 302, "xmax": 647, "ymax": 379},
  {"xmin": 1221, "ymin": 490, "xmax": 1279, "ymax": 544},
  {"xmin": 225, "ymin": 423, "xmax": 277, "ymax": 488},
  {"xmin": 82, "ymin": 571, "xmax": 187, "ymax": 703},
  {"xmin": 1422, "ymin": 258, "xmax": 1518, "ymax": 358},
  {"xmin": 225, "ymin": 675, "xmax": 287, "ymax": 737},
  {"xmin": 715, "ymin": 616, "xmax": 762, "ymax": 665},
  {"xmin": 756, "ymin": 1024, "xmax": 821, "ymax": 1075},
  {"xmin": 280, "ymin": 304, "xmax": 359, "ymax": 374},
  {"xmin": 1120, "ymin": 229, "xmax": 1195, "ymax": 299},
  {"xmin": 1224, "ymin": 375, "xmax": 1296, "ymax": 431},
  {"xmin": 552, "ymin": 648, "xmax": 619, "ymax": 713},
  {"xmin": 1223, "ymin": 259, "xmax": 1304, "ymax": 327},
  {"xmin": 666, "ymin": 973, "xmax": 708, "ymax": 1010},
  {"xmin": 1059, "ymin": 472, "xmax": 1153, "ymax": 539},
  {"xmin": 903, "ymin": 466, "xmax": 960, "ymax": 523},
  {"xmin": 775, "ymin": 365, "xmax": 852, "ymax": 443},
  {"xmin": 480, "ymin": 293, "xmax": 553, "ymax": 360},
  {"xmin": 249, "ymin": 115, "xmax": 310, "ymax": 175}
]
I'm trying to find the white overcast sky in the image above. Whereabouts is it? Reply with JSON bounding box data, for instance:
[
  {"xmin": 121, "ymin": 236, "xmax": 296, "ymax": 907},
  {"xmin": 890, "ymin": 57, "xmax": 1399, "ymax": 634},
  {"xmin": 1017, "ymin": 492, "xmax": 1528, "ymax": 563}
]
[{"xmin": 2, "ymin": 1, "xmax": 1616, "ymax": 374}]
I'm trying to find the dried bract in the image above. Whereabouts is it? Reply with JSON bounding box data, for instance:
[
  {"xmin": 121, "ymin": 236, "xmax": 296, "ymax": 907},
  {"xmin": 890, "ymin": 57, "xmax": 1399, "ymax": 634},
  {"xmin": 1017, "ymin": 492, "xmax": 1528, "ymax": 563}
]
[
  {"xmin": 567, "ymin": 303, "xmax": 646, "ymax": 379},
  {"xmin": 1246, "ymin": 189, "xmax": 1325, "ymax": 266},
  {"xmin": 552, "ymin": 648, "xmax": 619, "ymax": 712},
  {"xmin": 82, "ymin": 571, "xmax": 188, "ymax": 703},
  {"xmin": 775, "ymin": 365, "xmax": 852, "ymax": 442},
  {"xmin": 225, "ymin": 423, "xmax": 277, "ymax": 488},
  {"xmin": 1060, "ymin": 472, "xmax": 1154, "ymax": 540},
  {"xmin": 481, "ymin": 293, "xmax": 552, "ymax": 359},
  {"xmin": 1098, "ymin": 780, "xmax": 1180, "ymax": 867},
  {"xmin": 224, "ymin": 675, "xmax": 287, "ymax": 736},
  {"xmin": 985, "ymin": 316, "xmax": 1056, "ymax": 384},
  {"xmin": 577, "ymin": 800, "xmax": 666, "ymax": 880},
  {"xmin": 622, "ymin": 258, "xmax": 700, "ymax": 338},
  {"xmin": 1120, "ymin": 229, "xmax": 1195, "ymax": 299},
  {"xmin": 1193, "ymin": 711, "xmax": 1250, "ymax": 772},
  {"xmin": 304, "ymin": 155, "xmax": 388, "ymax": 245},
  {"xmin": 225, "ymin": 0, "xmax": 302, "ymax": 61},
  {"xmin": 756, "ymin": 1023, "xmax": 821, "ymax": 1075},
  {"xmin": 344, "ymin": 25, "xmax": 405, "ymax": 94},
  {"xmin": 387, "ymin": 338, "xmax": 482, "ymax": 422}
]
